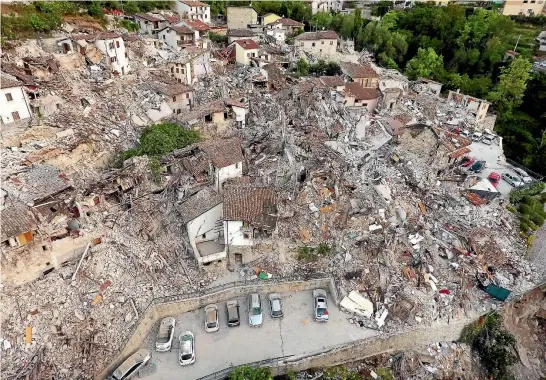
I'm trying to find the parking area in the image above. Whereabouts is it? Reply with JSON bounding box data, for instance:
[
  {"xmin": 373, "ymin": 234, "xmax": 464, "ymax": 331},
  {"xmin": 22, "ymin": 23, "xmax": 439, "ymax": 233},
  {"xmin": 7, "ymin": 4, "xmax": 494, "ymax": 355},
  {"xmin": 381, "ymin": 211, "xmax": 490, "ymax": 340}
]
[{"xmin": 141, "ymin": 290, "xmax": 378, "ymax": 380}]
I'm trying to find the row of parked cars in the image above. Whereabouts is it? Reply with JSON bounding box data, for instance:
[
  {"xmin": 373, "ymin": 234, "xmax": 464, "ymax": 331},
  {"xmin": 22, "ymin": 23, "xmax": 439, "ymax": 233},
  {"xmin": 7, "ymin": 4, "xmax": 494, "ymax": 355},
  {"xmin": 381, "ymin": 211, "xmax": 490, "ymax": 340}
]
[
  {"xmin": 459, "ymin": 156, "xmax": 533, "ymax": 187},
  {"xmin": 109, "ymin": 290, "xmax": 330, "ymax": 379}
]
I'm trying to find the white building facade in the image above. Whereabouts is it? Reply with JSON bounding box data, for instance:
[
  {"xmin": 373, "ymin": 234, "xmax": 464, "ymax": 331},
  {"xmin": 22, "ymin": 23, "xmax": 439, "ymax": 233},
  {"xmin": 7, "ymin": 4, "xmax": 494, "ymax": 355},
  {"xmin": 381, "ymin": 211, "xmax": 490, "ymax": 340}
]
[
  {"xmin": 175, "ymin": 0, "xmax": 211, "ymax": 23},
  {"xmin": 1, "ymin": 78, "xmax": 32, "ymax": 125},
  {"xmin": 94, "ymin": 34, "xmax": 130, "ymax": 75}
]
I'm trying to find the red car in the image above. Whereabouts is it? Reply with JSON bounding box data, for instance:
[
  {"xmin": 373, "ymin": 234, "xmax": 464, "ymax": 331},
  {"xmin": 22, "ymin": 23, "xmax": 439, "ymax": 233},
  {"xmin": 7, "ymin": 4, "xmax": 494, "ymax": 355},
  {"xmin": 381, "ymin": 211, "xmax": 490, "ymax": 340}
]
[
  {"xmin": 461, "ymin": 156, "xmax": 476, "ymax": 167},
  {"xmin": 488, "ymin": 172, "xmax": 501, "ymax": 187}
]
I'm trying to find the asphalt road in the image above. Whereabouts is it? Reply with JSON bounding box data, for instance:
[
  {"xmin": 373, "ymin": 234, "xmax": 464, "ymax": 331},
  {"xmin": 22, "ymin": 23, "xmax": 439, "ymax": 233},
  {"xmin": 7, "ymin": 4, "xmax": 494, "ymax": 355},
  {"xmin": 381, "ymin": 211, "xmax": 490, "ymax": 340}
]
[{"xmin": 141, "ymin": 290, "xmax": 378, "ymax": 380}]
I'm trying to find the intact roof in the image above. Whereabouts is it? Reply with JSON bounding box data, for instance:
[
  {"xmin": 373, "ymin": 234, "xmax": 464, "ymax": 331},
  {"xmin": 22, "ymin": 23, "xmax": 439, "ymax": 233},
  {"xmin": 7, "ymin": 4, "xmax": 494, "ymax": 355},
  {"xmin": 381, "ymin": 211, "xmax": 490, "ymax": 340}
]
[
  {"xmin": 273, "ymin": 18, "xmax": 304, "ymax": 27},
  {"xmin": 295, "ymin": 31, "xmax": 338, "ymax": 41},
  {"xmin": 344, "ymin": 82, "xmax": 380, "ymax": 100},
  {"xmin": 180, "ymin": 0, "xmax": 209, "ymax": 6},
  {"xmin": 181, "ymin": 19, "xmax": 211, "ymax": 31},
  {"xmin": 177, "ymin": 188, "xmax": 222, "ymax": 224},
  {"xmin": 0, "ymin": 73, "xmax": 22, "ymax": 89},
  {"xmin": 320, "ymin": 76, "xmax": 344, "ymax": 87},
  {"xmin": 340, "ymin": 61, "xmax": 379, "ymax": 79},
  {"xmin": 233, "ymin": 39, "xmax": 260, "ymax": 50},
  {"xmin": 135, "ymin": 13, "xmax": 162, "ymax": 22},
  {"xmin": 171, "ymin": 25, "xmax": 194, "ymax": 34},
  {"xmin": 165, "ymin": 15, "xmax": 180, "ymax": 23},
  {"xmin": 223, "ymin": 185, "xmax": 277, "ymax": 225},
  {"xmin": 199, "ymin": 137, "xmax": 243, "ymax": 169},
  {"xmin": 1, "ymin": 202, "xmax": 36, "ymax": 241},
  {"xmin": 227, "ymin": 28, "xmax": 255, "ymax": 37}
]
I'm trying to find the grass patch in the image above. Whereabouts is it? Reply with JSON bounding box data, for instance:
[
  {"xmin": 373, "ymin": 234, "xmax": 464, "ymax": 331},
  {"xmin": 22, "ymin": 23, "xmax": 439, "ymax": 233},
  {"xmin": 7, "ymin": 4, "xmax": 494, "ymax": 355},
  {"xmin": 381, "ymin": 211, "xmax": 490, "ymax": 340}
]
[{"xmin": 297, "ymin": 243, "xmax": 332, "ymax": 262}]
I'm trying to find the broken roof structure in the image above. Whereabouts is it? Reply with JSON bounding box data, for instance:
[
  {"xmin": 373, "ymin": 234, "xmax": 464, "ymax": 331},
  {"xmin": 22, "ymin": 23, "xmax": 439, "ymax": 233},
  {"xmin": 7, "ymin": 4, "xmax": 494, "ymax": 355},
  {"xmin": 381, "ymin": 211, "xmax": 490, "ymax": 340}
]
[
  {"xmin": 295, "ymin": 31, "xmax": 339, "ymax": 40},
  {"xmin": 223, "ymin": 185, "xmax": 277, "ymax": 227},
  {"xmin": 177, "ymin": 188, "xmax": 222, "ymax": 224},
  {"xmin": 199, "ymin": 137, "xmax": 244, "ymax": 169},
  {"xmin": 340, "ymin": 61, "xmax": 379, "ymax": 79},
  {"xmin": 344, "ymin": 82, "xmax": 380, "ymax": 100},
  {"xmin": 0, "ymin": 202, "xmax": 37, "ymax": 242},
  {"xmin": 4, "ymin": 165, "xmax": 71, "ymax": 205}
]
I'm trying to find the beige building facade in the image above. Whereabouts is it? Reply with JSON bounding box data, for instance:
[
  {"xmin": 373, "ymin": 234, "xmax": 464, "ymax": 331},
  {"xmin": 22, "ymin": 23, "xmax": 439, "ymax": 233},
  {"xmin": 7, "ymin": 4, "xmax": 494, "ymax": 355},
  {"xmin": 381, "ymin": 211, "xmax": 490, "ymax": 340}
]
[{"xmin": 502, "ymin": 0, "xmax": 545, "ymax": 15}]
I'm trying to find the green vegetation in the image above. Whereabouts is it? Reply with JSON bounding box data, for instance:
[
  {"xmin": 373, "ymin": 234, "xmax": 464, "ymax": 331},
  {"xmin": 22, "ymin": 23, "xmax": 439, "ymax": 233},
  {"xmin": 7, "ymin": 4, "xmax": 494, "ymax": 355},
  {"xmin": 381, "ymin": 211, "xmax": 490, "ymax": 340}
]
[
  {"xmin": 297, "ymin": 244, "xmax": 332, "ymax": 262},
  {"xmin": 507, "ymin": 182, "xmax": 545, "ymax": 246},
  {"xmin": 229, "ymin": 366, "xmax": 273, "ymax": 380},
  {"xmin": 116, "ymin": 122, "xmax": 200, "ymax": 166},
  {"xmin": 323, "ymin": 365, "xmax": 362, "ymax": 380},
  {"xmin": 296, "ymin": 59, "xmax": 341, "ymax": 77},
  {"xmin": 208, "ymin": 31, "xmax": 228, "ymax": 44},
  {"xmin": 99, "ymin": 1, "xmax": 173, "ymax": 15},
  {"xmin": 119, "ymin": 19, "xmax": 138, "ymax": 32},
  {"xmin": 460, "ymin": 313, "xmax": 517, "ymax": 380},
  {"xmin": 296, "ymin": 58, "xmax": 309, "ymax": 76},
  {"xmin": 206, "ymin": 0, "xmax": 311, "ymax": 21}
]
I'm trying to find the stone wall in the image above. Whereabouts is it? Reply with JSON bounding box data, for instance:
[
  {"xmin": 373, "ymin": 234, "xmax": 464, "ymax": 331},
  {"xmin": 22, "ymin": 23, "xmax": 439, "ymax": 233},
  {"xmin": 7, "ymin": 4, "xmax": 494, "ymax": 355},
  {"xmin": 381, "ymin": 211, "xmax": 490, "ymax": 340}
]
[{"xmin": 96, "ymin": 276, "xmax": 337, "ymax": 380}]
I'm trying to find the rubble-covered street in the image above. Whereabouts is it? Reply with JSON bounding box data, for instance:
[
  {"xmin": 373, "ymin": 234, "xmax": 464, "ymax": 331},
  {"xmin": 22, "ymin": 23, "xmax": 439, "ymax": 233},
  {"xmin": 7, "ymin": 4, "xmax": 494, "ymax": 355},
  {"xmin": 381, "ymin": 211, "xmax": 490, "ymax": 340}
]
[{"xmin": 1, "ymin": 7, "xmax": 545, "ymax": 380}]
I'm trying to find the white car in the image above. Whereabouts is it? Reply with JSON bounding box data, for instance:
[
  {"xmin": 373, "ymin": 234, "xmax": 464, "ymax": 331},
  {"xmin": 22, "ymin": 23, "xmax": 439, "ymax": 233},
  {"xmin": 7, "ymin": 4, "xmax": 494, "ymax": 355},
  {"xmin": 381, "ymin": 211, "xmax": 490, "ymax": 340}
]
[
  {"xmin": 111, "ymin": 349, "xmax": 151, "ymax": 380},
  {"xmin": 204, "ymin": 304, "xmax": 219, "ymax": 332},
  {"xmin": 482, "ymin": 134, "xmax": 495, "ymax": 145},
  {"xmin": 313, "ymin": 289, "xmax": 329, "ymax": 322},
  {"xmin": 513, "ymin": 168, "xmax": 532, "ymax": 184},
  {"xmin": 460, "ymin": 130, "xmax": 471, "ymax": 138},
  {"xmin": 155, "ymin": 317, "xmax": 175, "ymax": 352},
  {"xmin": 179, "ymin": 331, "xmax": 195, "ymax": 366},
  {"xmin": 502, "ymin": 172, "xmax": 524, "ymax": 187}
]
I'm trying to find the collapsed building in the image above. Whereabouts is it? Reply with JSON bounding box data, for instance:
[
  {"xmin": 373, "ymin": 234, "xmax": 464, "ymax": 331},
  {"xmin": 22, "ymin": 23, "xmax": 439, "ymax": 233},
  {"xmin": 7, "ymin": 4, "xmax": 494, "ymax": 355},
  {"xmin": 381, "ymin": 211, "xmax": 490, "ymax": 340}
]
[{"xmin": 0, "ymin": 18, "xmax": 541, "ymax": 380}]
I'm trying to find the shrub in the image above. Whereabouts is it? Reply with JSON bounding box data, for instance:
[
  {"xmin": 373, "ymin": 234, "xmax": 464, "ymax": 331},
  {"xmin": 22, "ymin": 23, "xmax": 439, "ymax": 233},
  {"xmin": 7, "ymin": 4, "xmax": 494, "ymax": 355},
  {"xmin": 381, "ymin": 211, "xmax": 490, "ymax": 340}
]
[
  {"xmin": 230, "ymin": 366, "xmax": 272, "ymax": 380},
  {"xmin": 519, "ymin": 204, "xmax": 531, "ymax": 215},
  {"xmin": 297, "ymin": 246, "xmax": 317, "ymax": 262},
  {"xmin": 510, "ymin": 182, "xmax": 546, "ymax": 204},
  {"xmin": 317, "ymin": 243, "xmax": 331, "ymax": 255},
  {"xmin": 506, "ymin": 205, "xmax": 517, "ymax": 213},
  {"xmin": 530, "ymin": 213, "xmax": 545, "ymax": 227},
  {"xmin": 527, "ymin": 234, "xmax": 536, "ymax": 248},
  {"xmin": 461, "ymin": 313, "xmax": 517, "ymax": 380},
  {"xmin": 209, "ymin": 32, "xmax": 228, "ymax": 44},
  {"xmin": 119, "ymin": 19, "xmax": 138, "ymax": 32}
]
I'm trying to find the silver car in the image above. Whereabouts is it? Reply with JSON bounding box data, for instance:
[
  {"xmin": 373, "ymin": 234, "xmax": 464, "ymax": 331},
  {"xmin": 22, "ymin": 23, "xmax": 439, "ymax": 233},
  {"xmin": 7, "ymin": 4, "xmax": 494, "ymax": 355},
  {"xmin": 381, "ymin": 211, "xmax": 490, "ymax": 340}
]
[
  {"xmin": 268, "ymin": 293, "xmax": 283, "ymax": 318},
  {"xmin": 248, "ymin": 293, "xmax": 263, "ymax": 327},
  {"xmin": 155, "ymin": 317, "xmax": 175, "ymax": 352},
  {"xmin": 111, "ymin": 349, "xmax": 151, "ymax": 380},
  {"xmin": 179, "ymin": 331, "xmax": 195, "ymax": 366},
  {"xmin": 313, "ymin": 289, "xmax": 329, "ymax": 322},
  {"xmin": 502, "ymin": 172, "xmax": 523, "ymax": 187},
  {"xmin": 204, "ymin": 304, "xmax": 219, "ymax": 333},
  {"xmin": 513, "ymin": 168, "xmax": 532, "ymax": 184}
]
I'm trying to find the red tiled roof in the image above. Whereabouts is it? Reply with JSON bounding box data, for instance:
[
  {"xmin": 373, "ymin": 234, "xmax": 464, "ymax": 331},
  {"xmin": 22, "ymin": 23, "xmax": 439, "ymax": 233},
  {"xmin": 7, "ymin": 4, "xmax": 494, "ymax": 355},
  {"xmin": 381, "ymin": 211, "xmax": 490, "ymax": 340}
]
[
  {"xmin": 344, "ymin": 82, "xmax": 380, "ymax": 100},
  {"xmin": 223, "ymin": 185, "xmax": 277, "ymax": 225},
  {"xmin": 320, "ymin": 76, "xmax": 344, "ymax": 87},
  {"xmin": 340, "ymin": 61, "xmax": 379, "ymax": 79},
  {"xmin": 295, "ymin": 31, "xmax": 338, "ymax": 41},
  {"xmin": 97, "ymin": 32, "xmax": 122, "ymax": 39},
  {"xmin": 165, "ymin": 15, "xmax": 180, "ymax": 23},
  {"xmin": 199, "ymin": 137, "xmax": 243, "ymax": 169},
  {"xmin": 449, "ymin": 146, "xmax": 471, "ymax": 159},
  {"xmin": 227, "ymin": 28, "xmax": 255, "ymax": 37},
  {"xmin": 1, "ymin": 73, "xmax": 22, "ymax": 89},
  {"xmin": 71, "ymin": 33, "xmax": 97, "ymax": 41},
  {"xmin": 180, "ymin": 1, "xmax": 209, "ymax": 7},
  {"xmin": 234, "ymin": 39, "xmax": 260, "ymax": 50},
  {"xmin": 171, "ymin": 25, "xmax": 194, "ymax": 34},
  {"xmin": 134, "ymin": 13, "xmax": 162, "ymax": 22},
  {"xmin": 182, "ymin": 19, "xmax": 211, "ymax": 31}
]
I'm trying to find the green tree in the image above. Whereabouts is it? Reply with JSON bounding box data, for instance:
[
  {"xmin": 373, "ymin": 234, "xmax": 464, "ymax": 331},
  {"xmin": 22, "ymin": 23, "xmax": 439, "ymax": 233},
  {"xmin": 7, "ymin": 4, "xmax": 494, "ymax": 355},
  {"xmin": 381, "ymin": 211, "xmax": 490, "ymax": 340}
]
[
  {"xmin": 405, "ymin": 47, "xmax": 443, "ymax": 80},
  {"xmin": 229, "ymin": 366, "xmax": 273, "ymax": 380},
  {"xmin": 296, "ymin": 58, "xmax": 309, "ymax": 76},
  {"xmin": 488, "ymin": 56, "xmax": 532, "ymax": 113}
]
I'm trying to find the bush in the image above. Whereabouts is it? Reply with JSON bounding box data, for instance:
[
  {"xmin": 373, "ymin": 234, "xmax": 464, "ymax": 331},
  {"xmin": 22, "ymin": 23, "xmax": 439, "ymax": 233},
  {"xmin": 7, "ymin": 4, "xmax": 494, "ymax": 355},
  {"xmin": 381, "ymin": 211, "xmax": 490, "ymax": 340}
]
[
  {"xmin": 230, "ymin": 366, "xmax": 272, "ymax": 380},
  {"xmin": 317, "ymin": 243, "xmax": 331, "ymax": 255},
  {"xmin": 506, "ymin": 205, "xmax": 517, "ymax": 213},
  {"xmin": 116, "ymin": 123, "xmax": 200, "ymax": 166},
  {"xmin": 209, "ymin": 32, "xmax": 227, "ymax": 44},
  {"xmin": 530, "ymin": 213, "xmax": 545, "ymax": 227},
  {"xmin": 297, "ymin": 246, "xmax": 317, "ymax": 262},
  {"xmin": 461, "ymin": 313, "xmax": 517, "ymax": 380},
  {"xmin": 119, "ymin": 19, "xmax": 138, "ymax": 32},
  {"xmin": 509, "ymin": 182, "xmax": 546, "ymax": 204},
  {"xmin": 527, "ymin": 234, "xmax": 536, "ymax": 248},
  {"xmin": 519, "ymin": 204, "xmax": 531, "ymax": 215}
]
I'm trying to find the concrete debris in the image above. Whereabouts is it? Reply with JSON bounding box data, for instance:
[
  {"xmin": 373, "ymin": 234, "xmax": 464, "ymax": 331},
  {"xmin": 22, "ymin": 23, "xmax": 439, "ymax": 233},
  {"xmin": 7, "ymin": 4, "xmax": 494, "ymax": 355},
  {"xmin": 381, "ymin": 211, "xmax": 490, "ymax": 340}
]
[{"xmin": 0, "ymin": 22, "xmax": 543, "ymax": 380}]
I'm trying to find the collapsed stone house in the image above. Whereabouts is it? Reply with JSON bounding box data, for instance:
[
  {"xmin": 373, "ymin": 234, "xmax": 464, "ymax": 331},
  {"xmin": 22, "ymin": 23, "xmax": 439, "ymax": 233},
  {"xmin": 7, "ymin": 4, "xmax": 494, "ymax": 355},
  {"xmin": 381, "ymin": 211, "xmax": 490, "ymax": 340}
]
[
  {"xmin": 171, "ymin": 98, "xmax": 249, "ymax": 130},
  {"xmin": 148, "ymin": 75, "xmax": 194, "ymax": 114},
  {"xmin": 167, "ymin": 48, "xmax": 212, "ymax": 85}
]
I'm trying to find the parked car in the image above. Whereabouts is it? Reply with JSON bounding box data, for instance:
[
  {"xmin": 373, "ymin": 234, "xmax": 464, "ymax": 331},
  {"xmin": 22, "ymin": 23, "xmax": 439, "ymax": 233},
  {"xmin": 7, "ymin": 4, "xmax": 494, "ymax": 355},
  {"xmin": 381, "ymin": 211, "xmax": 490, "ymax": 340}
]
[
  {"xmin": 482, "ymin": 134, "xmax": 495, "ymax": 145},
  {"xmin": 460, "ymin": 156, "xmax": 476, "ymax": 167},
  {"xmin": 313, "ymin": 289, "xmax": 329, "ymax": 322},
  {"xmin": 469, "ymin": 160, "xmax": 486, "ymax": 173},
  {"xmin": 155, "ymin": 317, "xmax": 175, "ymax": 352},
  {"xmin": 111, "ymin": 349, "xmax": 151, "ymax": 380},
  {"xmin": 471, "ymin": 132, "xmax": 483, "ymax": 142},
  {"xmin": 502, "ymin": 172, "xmax": 524, "ymax": 187},
  {"xmin": 487, "ymin": 172, "xmax": 501, "ymax": 187},
  {"xmin": 226, "ymin": 299, "xmax": 240, "ymax": 327},
  {"xmin": 204, "ymin": 304, "xmax": 219, "ymax": 333},
  {"xmin": 179, "ymin": 331, "xmax": 195, "ymax": 366},
  {"xmin": 513, "ymin": 168, "xmax": 532, "ymax": 184},
  {"xmin": 460, "ymin": 130, "xmax": 471, "ymax": 138},
  {"xmin": 268, "ymin": 293, "xmax": 283, "ymax": 318},
  {"xmin": 248, "ymin": 293, "xmax": 263, "ymax": 327}
]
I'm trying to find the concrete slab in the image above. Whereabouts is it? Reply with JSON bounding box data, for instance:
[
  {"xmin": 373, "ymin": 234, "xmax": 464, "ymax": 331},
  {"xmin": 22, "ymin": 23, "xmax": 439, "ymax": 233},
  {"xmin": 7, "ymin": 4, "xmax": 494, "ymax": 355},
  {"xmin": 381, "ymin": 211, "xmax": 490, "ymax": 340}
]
[{"xmin": 142, "ymin": 290, "xmax": 378, "ymax": 380}]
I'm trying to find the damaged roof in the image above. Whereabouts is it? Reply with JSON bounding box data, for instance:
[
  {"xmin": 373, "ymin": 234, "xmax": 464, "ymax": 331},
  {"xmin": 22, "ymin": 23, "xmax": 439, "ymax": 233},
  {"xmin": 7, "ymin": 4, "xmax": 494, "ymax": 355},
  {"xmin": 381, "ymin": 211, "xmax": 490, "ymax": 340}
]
[
  {"xmin": 181, "ymin": 19, "xmax": 211, "ymax": 31},
  {"xmin": 295, "ymin": 31, "xmax": 338, "ymax": 41},
  {"xmin": 228, "ymin": 29, "xmax": 255, "ymax": 37},
  {"xmin": 344, "ymin": 82, "xmax": 380, "ymax": 100},
  {"xmin": 199, "ymin": 137, "xmax": 244, "ymax": 169},
  {"xmin": 272, "ymin": 18, "xmax": 304, "ymax": 27},
  {"xmin": 223, "ymin": 185, "xmax": 277, "ymax": 226},
  {"xmin": 172, "ymin": 100, "xmax": 226, "ymax": 122},
  {"xmin": 320, "ymin": 76, "xmax": 344, "ymax": 88},
  {"xmin": 177, "ymin": 188, "xmax": 222, "ymax": 224},
  {"xmin": 134, "ymin": 13, "xmax": 162, "ymax": 22},
  {"xmin": 0, "ymin": 73, "xmax": 23, "ymax": 89},
  {"xmin": 1, "ymin": 202, "xmax": 37, "ymax": 241},
  {"xmin": 171, "ymin": 25, "xmax": 194, "ymax": 34},
  {"xmin": 149, "ymin": 78, "xmax": 193, "ymax": 96},
  {"xmin": 5, "ymin": 164, "xmax": 71, "ymax": 204},
  {"xmin": 340, "ymin": 61, "xmax": 379, "ymax": 79}
]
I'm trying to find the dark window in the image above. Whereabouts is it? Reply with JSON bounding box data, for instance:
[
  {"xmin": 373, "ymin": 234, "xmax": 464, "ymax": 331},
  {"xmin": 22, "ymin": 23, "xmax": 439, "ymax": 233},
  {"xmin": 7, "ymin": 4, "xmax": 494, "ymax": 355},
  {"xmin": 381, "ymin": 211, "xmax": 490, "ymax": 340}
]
[
  {"xmin": 312, "ymin": 42, "xmax": 316, "ymax": 47},
  {"xmin": 186, "ymin": 93, "xmax": 190, "ymax": 98},
  {"xmin": 111, "ymin": 57, "xmax": 117, "ymax": 63},
  {"xmin": 202, "ymin": 233, "xmax": 206, "ymax": 239},
  {"xmin": 12, "ymin": 111, "xmax": 20, "ymax": 120},
  {"xmin": 173, "ymin": 96, "xmax": 177, "ymax": 101},
  {"xmin": 243, "ymin": 232, "xmax": 250, "ymax": 239},
  {"xmin": 109, "ymin": 42, "xmax": 114, "ymax": 49},
  {"xmin": 171, "ymin": 67, "xmax": 174, "ymax": 73},
  {"xmin": 6, "ymin": 93, "xmax": 13, "ymax": 101},
  {"xmin": 330, "ymin": 41, "xmax": 333, "ymax": 45},
  {"xmin": 177, "ymin": 109, "xmax": 181, "ymax": 114},
  {"xmin": 116, "ymin": 40, "xmax": 120, "ymax": 48}
]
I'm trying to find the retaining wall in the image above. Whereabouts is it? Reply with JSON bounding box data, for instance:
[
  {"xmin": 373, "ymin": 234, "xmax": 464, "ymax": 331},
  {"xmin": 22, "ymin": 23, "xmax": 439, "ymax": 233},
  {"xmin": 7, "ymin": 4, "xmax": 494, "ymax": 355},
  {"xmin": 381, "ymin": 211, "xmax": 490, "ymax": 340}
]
[{"xmin": 96, "ymin": 276, "xmax": 337, "ymax": 380}]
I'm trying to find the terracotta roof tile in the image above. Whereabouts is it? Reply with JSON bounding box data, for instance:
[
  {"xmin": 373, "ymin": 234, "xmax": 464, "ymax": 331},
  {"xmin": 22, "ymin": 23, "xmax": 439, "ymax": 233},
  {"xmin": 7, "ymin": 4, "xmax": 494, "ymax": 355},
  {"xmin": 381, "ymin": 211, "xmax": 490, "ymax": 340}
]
[
  {"xmin": 344, "ymin": 82, "xmax": 379, "ymax": 100},
  {"xmin": 134, "ymin": 13, "xmax": 162, "ymax": 22},
  {"xmin": 180, "ymin": 1, "xmax": 209, "ymax": 7},
  {"xmin": 181, "ymin": 19, "xmax": 211, "ymax": 31},
  {"xmin": 199, "ymin": 137, "xmax": 243, "ymax": 169},
  {"xmin": 340, "ymin": 61, "xmax": 379, "ymax": 79},
  {"xmin": 171, "ymin": 25, "xmax": 194, "ymax": 34},
  {"xmin": 295, "ymin": 31, "xmax": 338, "ymax": 41},
  {"xmin": 223, "ymin": 185, "xmax": 277, "ymax": 226},
  {"xmin": 273, "ymin": 18, "xmax": 304, "ymax": 27},
  {"xmin": 227, "ymin": 28, "xmax": 255, "ymax": 37},
  {"xmin": 320, "ymin": 76, "xmax": 344, "ymax": 87},
  {"xmin": 233, "ymin": 39, "xmax": 260, "ymax": 50},
  {"xmin": 1, "ymin": 73, "xmax": 22, "ymax": 89}
]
